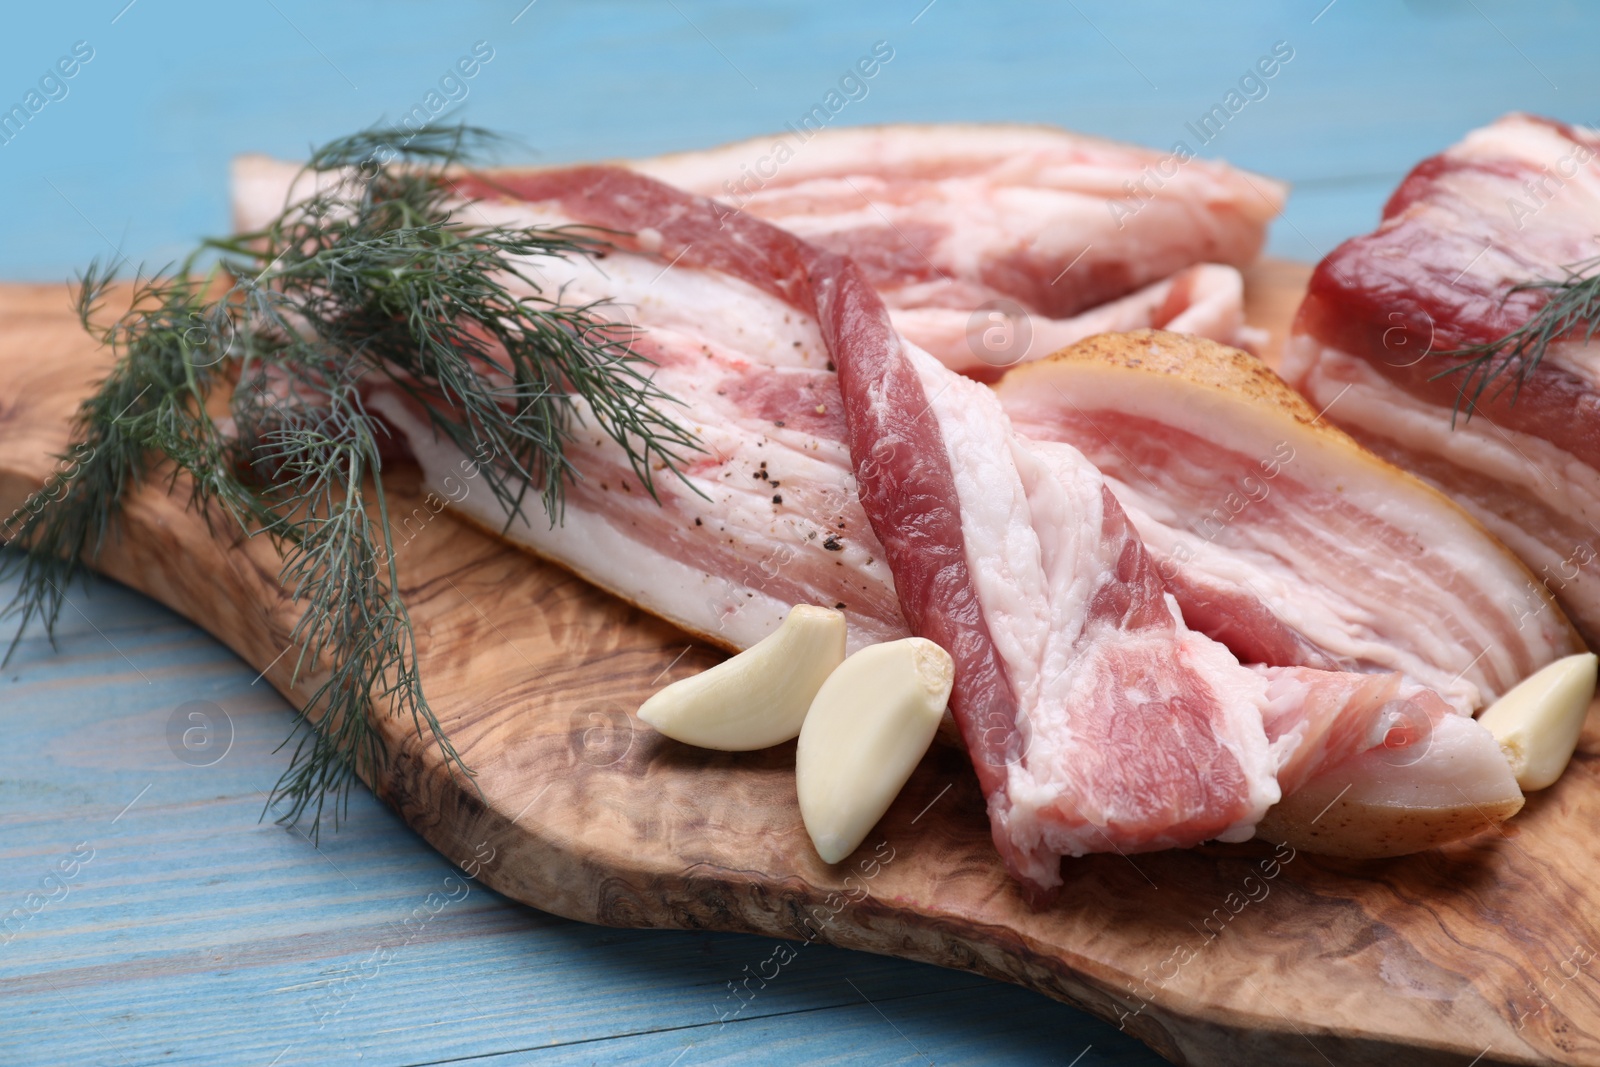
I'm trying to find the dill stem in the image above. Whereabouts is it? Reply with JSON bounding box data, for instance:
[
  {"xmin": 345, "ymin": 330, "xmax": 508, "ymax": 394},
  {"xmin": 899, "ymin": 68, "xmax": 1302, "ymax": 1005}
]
[{"xmin": 2, "ymin": 123, "xmax": 696, "ymax": 839}]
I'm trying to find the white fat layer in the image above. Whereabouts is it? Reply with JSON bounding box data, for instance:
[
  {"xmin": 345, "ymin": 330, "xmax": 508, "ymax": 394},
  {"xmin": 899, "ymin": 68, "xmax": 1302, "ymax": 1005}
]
[
  {"xmin": 1003, "ymin": 353, "xmax": 1575, "ymax": 708},
  {"xmin": 470, "ymin": 198, "xmax": 830, "ymax": 370},
  {"xmin": 639, "ymin": 124, "xmax": 1232, "ymax": 187},
  {"xmin": 370, "ymin": 388, "xmax": 900, "ymax": 655},
  {"xmin": 1291, "ymin": 337, "xmax": 1599, "ymax": 641},
  {"xmin": 911, "ymin": 348, "xmax": 1073, "ymax": 720},
  {"xmin": 1306, "ymin": 713, "xmax": 1520, "ymax": 809},
  {"xmin": 891, "ymin": 263, "xmax": 1252, "ymax": 372},
  {"xmin": 231, "ymin": 157, "xmax": 830, "ymax": 369},
  {"xmin": 633, "ymin": 122, "xmax": 1284, "ymax": 219},
  {"xmin": 1109, "ymin": 478, "xmax": 1481, "ymax": 714},
  {"xmin": 632, "ymin": 124, "xmax": 1283, "ymax": 312}
]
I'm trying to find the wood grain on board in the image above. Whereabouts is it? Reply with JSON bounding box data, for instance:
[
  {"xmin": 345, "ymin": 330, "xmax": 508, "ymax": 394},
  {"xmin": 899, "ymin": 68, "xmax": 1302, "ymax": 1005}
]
[{"xmin": 3, "ymin": 263, "xmax": 1598, "ymax": 1067}]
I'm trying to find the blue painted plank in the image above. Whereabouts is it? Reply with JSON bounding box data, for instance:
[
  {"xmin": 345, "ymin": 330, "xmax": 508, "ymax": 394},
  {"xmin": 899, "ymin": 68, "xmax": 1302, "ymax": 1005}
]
[
  {"xmin": 455, "ymin": 984, "xmax": 1163, "ymax": 1066},
  {"xmin": 0, "ymin": 553, "xmax": 1166, "ymax": 1066}
]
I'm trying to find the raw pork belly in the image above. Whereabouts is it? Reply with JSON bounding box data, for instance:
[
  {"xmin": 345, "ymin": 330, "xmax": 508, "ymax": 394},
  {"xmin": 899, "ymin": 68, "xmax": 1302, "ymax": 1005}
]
[
  {"xmin": 823, "ymin": 303, "xmax": 1517, "ymax": 887},
  {"xmin": 632, "ymin": 124, "xmax": 1283, "ymax": 319},
  {"xmin": 235, "ymin": 156, "xmax": 905, "ymax": 655},
  {"xmin": 829, "ymin": 325, "xmax": 1280, "ymax": 886},
  {"xmin": 1282, "ymin": 112, "xmax": 1600, "ymax": 643},
  {"xmin": 462, "ymin": 165, "xmax": 1287, "ymax": 881},
  {"xmin": 997, "ymin": 329, "xmax": 1578, "ymax": 714},
  {"xmin": 1249, "ymin": 666, "xmax": 1523, "ymax": 859},
  {"xmin": 234, "ymin": 155, "xmax": 1525, "ymax": 887},
  {"xmin": 884, "ymin": 262, "xmax": 1255, "ymax": 381},
  {"xmin": 477, "ymin": 124, "xmax": 1280, "ymax": 373}
]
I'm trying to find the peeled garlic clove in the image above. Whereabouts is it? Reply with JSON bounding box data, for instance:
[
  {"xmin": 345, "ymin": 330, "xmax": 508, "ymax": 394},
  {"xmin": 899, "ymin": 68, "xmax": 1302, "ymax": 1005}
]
[
  {"xmin": 636, "ymin": 604, "xmax": 846, "ymax": 751},
  {"xmin": 797, "ymin": 637, "xmax": 954, "ymax": 864},
  {"xmin": 1477, "ymin": 652, "xmax": 1597, "ymax": 791}
]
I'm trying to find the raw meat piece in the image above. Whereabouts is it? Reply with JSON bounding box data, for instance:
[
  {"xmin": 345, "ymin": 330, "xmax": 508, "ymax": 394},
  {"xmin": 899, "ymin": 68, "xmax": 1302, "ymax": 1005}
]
[
  {"xmin": 369, "ymin": 338, "xmax": 907, "ymax": 655},
  {"xmin": 831, "ymin": 326, "xmax": 1517, "ymax": 888},
  {"xmin": 1260, "ymin": 667, "xmax": 1460, "ymax": 797},
  {"xmin": 233, "ymin": 154, "xmax": 1525, "ymax": 885},
  {"xmin": 888, "ymin": 263, "xmax": 1258, "ymax": 379},
  {"xmin": 834, "ymin": 339, "xmax": 1281, "ymax": 888},
  {"xmin": 638, "ymin": 125, "xmax": 1284, "ymax": 368},
  {"xmin": 482, "ymin": 124, "xmax": 1282, "ymax": 371},
  {"xmin": 997, "ymin": 329, "xmax": 1579, "ymax": 714},
  {"xmin": 1255, "ymin": 684, "xmax": 1524, "ymax": 858},
  {"xmin": 631, "ymin": 124, "xmax": 1283, "ymax": 319},
  {"xmin": 1281, "ymin": 112, "xmax": 1600, "ymax": 643},
  {"xmin": 235, "ymin": 156, "xmax": 902, "ymax": 652}
]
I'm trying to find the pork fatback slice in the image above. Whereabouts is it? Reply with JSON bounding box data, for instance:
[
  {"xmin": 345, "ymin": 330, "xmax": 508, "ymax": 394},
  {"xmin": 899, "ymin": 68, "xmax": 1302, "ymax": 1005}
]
[
  {"xmin": 823, "ymin": 300, "xmax": 1280, "ymax": 889},
  {"xmin": 447, "ymin": 161, "xmax": 1286, "ymax": 884},
  {"xmin": 455, "ymin": 124, "xmax": 1281, "ymax": 372},
  {"xmin": 631, "ymin": 124, "xmax": 1284, "ymax": 319},
  {"xmin": 997, "ymin": 329, "xmax": 1579, "ymax": 713},
  {"xmin": 234, "ymin": 158, "xmax": 908, "ymax": 653},
  {"xmin": 1254, "ymin": 671, "xmax": 1523, "ymax": 857},
  {"xmin": 888, "ymin": 263, "xmax": 1260, "ymax": 379},
  {"xmin": 1280, "ymin": 112, "xmax": 1600, "ymax": 644}
]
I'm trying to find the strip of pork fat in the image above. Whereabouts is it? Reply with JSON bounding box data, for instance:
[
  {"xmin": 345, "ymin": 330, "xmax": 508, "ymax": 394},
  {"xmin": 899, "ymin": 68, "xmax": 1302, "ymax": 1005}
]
[
  {"xmin": 479, "ymin": 123, "xmax": 1283, "ymax": 374},
  {"xmin": 1283, "ymin": 112, "xmax": 1600, "ymax": 645},
  {"xmin": 996, "ymin": 330, "xmax": 1578, "ymax": 716}
]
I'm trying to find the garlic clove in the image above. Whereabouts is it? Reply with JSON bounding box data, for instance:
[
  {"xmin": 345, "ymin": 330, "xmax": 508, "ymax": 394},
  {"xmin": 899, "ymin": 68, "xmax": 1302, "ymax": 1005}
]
[
  {"xmin": 636, "ymin": 604, "xmax": 846, "ymax": 751},
  {"xmin": 1477, "ymin": 652, "xmax": 1598, "ymax": 791},
  {"xmin": 796, "ymin": 637, "xmax": 954, "ymax": 864}
]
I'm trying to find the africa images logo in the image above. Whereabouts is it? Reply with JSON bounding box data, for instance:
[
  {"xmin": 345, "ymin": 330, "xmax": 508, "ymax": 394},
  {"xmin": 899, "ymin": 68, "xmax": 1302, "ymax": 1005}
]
[{"xmin": 1, "ymin": 40, "xmax": 95, "ymax": 147}]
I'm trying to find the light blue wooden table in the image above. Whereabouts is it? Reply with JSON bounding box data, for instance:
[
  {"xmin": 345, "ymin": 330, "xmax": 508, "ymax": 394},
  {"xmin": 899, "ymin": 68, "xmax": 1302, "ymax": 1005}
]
[{"xmin": 3, "ymin": 3, "xmax": 1597, "ymax": 1064}]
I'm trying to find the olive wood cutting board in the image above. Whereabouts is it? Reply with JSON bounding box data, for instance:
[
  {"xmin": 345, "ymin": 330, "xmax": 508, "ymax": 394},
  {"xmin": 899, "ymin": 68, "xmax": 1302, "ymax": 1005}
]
[{"xmin": 3, "ymin": 261, "xmax": 1599, "ymax": 1067}]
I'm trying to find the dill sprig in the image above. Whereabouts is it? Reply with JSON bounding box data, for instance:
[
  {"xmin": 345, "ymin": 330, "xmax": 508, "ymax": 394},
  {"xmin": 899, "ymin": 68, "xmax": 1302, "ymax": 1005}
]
[
  {"xmin": 1433, "ymin": 253, "xmax": 1600, "ymax": 423},
  {"xmin": 0, "ymin": 124, "xmax": 698, "ymax": 838}
]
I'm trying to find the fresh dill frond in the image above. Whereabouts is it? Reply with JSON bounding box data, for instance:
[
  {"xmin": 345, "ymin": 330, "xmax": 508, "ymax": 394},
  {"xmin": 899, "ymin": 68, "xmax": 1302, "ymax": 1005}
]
[
  {"xmin": 0, "ymin": 123, "xmax": 699, "ymax": 839},
  {"xmin": 1432, "ymin": 253, "xmax": 1600, "ymax": 423}
]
